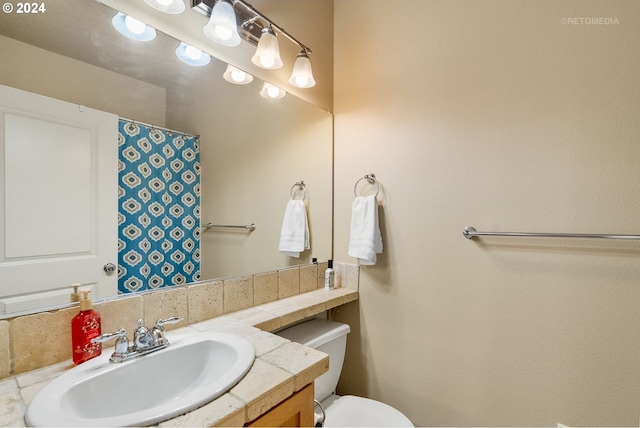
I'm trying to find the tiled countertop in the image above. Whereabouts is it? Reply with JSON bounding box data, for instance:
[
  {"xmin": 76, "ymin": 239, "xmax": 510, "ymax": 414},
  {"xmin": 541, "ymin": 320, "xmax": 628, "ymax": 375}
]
[{"xmin": 0, "ymin": 287, "xmax": 358, "ymax": 427}]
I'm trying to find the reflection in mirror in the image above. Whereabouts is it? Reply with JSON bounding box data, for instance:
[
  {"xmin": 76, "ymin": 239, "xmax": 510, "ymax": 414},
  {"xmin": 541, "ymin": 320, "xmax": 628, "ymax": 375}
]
[{"xmin": 0, "ymin": 0, "xmax": 332, "ymax": 318}]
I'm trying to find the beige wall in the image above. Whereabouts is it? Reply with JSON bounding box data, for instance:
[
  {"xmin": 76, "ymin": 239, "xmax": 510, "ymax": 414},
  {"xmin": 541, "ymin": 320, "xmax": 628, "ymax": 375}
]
[
  {"xmin": 166, "ymin": 70, "xmax": 333, "ymax": 279},
  {"xmin": 333, "ymin": 1, "xmax": 640, "ymax": 426},
  {"xmin": 0, "ymin": 35, "xmax": 166, "ymax": 124}
]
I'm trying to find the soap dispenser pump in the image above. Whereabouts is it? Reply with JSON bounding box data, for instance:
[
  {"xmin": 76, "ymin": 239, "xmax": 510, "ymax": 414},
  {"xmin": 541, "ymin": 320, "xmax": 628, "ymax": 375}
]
[
  {"xmin": 70, "ymin": 284, "xmax": 81, "ymax": 303},
  {"xmin": 71, "ymin": 290, "xmax": 102, "ymax": 364}
]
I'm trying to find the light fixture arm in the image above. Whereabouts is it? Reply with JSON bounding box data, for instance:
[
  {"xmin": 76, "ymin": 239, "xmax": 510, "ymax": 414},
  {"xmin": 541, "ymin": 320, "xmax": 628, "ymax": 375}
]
[
  {"xmin": 240, "ymin": 15, "xmax": 260, "ymax": 28},
  {"xmin": 232, "ymin": 0, "xmax": 312, "ymax": 54}
]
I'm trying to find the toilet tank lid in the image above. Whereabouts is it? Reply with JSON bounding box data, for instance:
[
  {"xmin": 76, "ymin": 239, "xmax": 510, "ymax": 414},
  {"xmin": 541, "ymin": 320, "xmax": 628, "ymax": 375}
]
[{"xmin": 277, "ymin": 319, "xmax": 350, "ymax": 348}]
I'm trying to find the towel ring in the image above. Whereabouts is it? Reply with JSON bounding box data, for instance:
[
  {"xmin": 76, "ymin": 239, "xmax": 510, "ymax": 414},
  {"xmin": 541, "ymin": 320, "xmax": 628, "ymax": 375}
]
[
  {"xmin": 289, "ymin": 181, "xmax": 307, "ymax": 201},
  {"xmin": 354, "ymin": 173, "xmax": 379, "ymax": 197}
]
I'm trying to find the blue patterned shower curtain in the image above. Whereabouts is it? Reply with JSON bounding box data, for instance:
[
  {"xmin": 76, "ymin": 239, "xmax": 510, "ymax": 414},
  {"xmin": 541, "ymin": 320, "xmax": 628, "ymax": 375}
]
[{"xmin": 117, "ymin": 120, "xmax": 200, "ymax": 293}]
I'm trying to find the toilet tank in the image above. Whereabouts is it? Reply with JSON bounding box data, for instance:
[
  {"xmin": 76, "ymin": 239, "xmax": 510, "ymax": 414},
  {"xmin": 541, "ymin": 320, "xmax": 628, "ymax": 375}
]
[{"xmin": 277, "ymin": 319, "xmax": 350, "ymax": 402}]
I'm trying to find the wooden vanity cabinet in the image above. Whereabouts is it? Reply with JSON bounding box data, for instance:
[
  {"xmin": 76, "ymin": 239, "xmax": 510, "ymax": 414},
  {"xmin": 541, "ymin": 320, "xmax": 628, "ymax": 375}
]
[{"xmin": 246, "ymin": 383, "xmax": 314, "ymax": 427}]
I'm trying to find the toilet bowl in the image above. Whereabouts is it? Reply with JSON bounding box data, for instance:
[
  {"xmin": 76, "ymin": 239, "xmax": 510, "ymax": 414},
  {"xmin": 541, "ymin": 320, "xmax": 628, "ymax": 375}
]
[{"xmin": 278, "ymin": 319, "xmax": 414, "ymax": 427}]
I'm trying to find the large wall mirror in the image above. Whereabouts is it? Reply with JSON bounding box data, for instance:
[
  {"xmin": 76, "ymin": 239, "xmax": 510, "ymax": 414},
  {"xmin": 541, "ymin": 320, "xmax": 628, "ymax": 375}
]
[{"xmin": 0, "ymin": 0, "xmax": 333, "ymax": 318}]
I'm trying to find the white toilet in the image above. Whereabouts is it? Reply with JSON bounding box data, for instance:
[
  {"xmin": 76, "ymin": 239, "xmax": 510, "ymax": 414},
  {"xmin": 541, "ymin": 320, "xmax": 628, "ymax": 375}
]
[{"xmin": 278, "ymin": 319, "xmax": 414, "ymax": 427}]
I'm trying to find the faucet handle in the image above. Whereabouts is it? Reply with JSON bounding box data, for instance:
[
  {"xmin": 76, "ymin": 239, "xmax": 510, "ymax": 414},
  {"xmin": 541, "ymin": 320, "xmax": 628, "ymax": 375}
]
[
  {"xmin": 92, "ymin": 328, "xmax": 129, "ymax": 356},
  {"xmin": 92, "ymin": 328, "xmax": 127, "ymax": 344},
  {"xmin": 151, "ymin": 316, "xmax": 184, "ymax": 347},
  {"xmin": 155, "ymin": 316, "xmax": 184, "ymax": 328}
]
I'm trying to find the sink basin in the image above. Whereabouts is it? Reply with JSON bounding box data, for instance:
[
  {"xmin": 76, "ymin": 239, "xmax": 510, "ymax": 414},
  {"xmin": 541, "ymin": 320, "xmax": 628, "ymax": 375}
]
[{"xmin": 26, "ymin": 331, "xmax": 255, "ymax": 427}]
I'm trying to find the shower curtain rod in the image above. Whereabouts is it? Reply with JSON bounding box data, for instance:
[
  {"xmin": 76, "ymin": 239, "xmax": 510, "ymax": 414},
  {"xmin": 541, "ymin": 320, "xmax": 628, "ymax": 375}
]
[{"xmin": 119, "ymin": 117, "xmax": 200, "ymax": 139}]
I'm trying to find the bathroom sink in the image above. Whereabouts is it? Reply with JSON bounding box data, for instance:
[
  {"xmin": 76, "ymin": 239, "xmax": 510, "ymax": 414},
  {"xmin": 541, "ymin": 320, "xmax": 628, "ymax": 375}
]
[{"xmin": 26, "ymin": 331, "xmax": 255, "ymax": 427}]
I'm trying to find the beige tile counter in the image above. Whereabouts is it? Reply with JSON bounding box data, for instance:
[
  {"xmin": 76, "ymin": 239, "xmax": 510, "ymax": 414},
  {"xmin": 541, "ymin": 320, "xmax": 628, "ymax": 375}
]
[{"xmin": 0, "ymin": 287, "xmax": 358, "ymax": 427}]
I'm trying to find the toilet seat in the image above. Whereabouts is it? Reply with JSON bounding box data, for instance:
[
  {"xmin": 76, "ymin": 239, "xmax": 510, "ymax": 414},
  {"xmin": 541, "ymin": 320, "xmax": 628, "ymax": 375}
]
[{"xmin": 321, "ymin": 394, "xmax": 414, "ymax": 427}]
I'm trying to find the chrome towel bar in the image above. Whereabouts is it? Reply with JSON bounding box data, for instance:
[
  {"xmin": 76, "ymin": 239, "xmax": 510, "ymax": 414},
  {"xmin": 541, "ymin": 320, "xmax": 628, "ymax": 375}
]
[
  {"xmin": 463, "ymin": 226, "xmax": 640, "ymax": 240},
  {"xmin": 203, "ymin": 223, "xmax": 256, "ymax": 232}
]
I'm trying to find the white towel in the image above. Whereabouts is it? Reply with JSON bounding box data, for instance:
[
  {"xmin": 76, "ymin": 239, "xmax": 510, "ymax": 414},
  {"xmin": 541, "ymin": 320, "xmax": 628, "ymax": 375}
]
[
  {"xmin": 348, "ymin": 195, "xmax": 383, "ymax": 265},
  {"xmin": 279, "ymin": 199, "xmax": 309, "ymax": 258}
]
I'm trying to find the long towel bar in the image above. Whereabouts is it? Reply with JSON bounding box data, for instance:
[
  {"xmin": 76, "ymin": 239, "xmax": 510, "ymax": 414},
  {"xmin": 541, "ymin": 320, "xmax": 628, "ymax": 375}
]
[
  {"xmin": 203, "ymin": 223, "xmax": 256, "ymax": 232},
  {"xmin": 463, "ymin": 226, "xmax": 640, "ymax": 240}
]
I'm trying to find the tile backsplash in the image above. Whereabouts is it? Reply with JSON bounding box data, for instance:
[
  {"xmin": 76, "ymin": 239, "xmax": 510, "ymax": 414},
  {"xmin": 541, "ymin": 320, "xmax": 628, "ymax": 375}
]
[{"xmin": 0, "ymin": 262, "xmax": 358, "ymax": 380}]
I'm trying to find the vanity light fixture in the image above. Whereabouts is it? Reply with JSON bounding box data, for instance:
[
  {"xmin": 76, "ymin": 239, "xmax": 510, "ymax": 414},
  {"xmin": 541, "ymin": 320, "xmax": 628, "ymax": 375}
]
[
  {"xmin": 143, "ymin": 0, "xmax": 186, "ymax": 14},
  {"xmin": 251, "ymin": 25, "xmax": 283, "ymax": 70},
  {"xmin": 223, "ymin": 64, "xmax": 254, "ymax": 84},
  {"xmin": 202, "ymin": 0, "xmax": 241, "ymax": 47},
  {"xmin": 288, "ymin": 50, "xmax": 316, "ymax": 88},
  {"xmin": 193, "ymin": 0, "xmax": 315, "ymax": 89},
  {"xmin": 260, "ymin": 82, "xmax": 286, "ymax": 100},
  {"xmin": 112, "ymin": 12, "xmax": 156, "ymax": 41},
  {"xmin": 175, "ymin": 42, "xmax": 211, "ymax": 66}
]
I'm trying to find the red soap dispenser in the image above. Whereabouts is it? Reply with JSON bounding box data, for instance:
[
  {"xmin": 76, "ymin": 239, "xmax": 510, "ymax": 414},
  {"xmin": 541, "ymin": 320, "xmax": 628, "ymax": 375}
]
[{"xmin": 71, "ymin": 290, "xmax": 102, "ymax": 364}]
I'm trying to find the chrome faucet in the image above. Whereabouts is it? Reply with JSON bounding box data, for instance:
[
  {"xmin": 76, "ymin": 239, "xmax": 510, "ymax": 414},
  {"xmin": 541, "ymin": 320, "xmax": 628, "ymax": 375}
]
[
  {"xmin": 92, "ymin": 316, "xmax": 183, "ymax": 363},
  {"xmin": 133, "ymin": 319, "xmax": 153, "ymax": 350}
]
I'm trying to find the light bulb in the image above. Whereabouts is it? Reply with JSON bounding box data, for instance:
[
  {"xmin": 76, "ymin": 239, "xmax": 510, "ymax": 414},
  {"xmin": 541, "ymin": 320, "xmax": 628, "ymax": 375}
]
[
  {"xmin": 112, "ymin": 12, "xmax": 156, "ymax": 41},
  {"xmin": 251, "ymin": 26, "xmax": 283, "ymax": 69},
  {"xmin": 295, "ymin": 76, "xmax": 309, "ymax": 87},
  {"xmin": 223, "ymin": 64, "xmax": 253, "ymax": 85},
  {"xmin": 260, "ymin": 56, "xmax": 276, "ymax": 69},
  {"xmin": 288, "ymin": 51, "xmax": 316, "ymax": 88},
  {"xmin": 260, "ymin": 82, "xmax": 285, "ymax": 99},
  {"xmin": 185, "ymin": 45, "xmax": 203, "ymax": 60},
  {"xmin": 267, "ymin": 86, "xmax": 280, "ymax": 98},
  {"xmin": 175, "ymin": 42, "xmax": 211, "ymax": 66},
  {"xmin": 125, "ymin": 16, "xmax": 146, "ymax": 34},
  {"xmin": 203, "ymin": 0, "xmax": 240, "ymax": 46},
  {"xmin": 231, "ymin": 70, "xmax": 246, "ymax": 83},
  {"xmin": 143, "ymin": 0, "xmax": 185, "ymax": 14},
  {"xmin": 214, "ymin": 25, "xmax": 233, "ymax": 41}
]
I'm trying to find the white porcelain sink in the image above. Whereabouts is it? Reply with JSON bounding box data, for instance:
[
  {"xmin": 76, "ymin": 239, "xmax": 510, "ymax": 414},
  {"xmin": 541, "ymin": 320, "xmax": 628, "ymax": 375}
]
[{"xmin": 26, "ymin": 331, "xmax": 255, "ymax": 427}]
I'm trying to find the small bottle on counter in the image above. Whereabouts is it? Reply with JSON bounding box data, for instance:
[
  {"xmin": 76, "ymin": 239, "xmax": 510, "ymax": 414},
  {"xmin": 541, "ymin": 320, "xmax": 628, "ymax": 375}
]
[
  {"xmin": 71, "ymin": 290, "xmax": 102, "ymax": 364},
  {"xmin": 324, "ymin": 259, "xmax": 335, "ymax": 290}
]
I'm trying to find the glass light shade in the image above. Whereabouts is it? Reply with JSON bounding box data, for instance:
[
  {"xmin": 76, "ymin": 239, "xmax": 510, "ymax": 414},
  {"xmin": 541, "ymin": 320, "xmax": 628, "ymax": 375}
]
[
  {"xmin": 288, "ymin": 51, "xmax": 316, "ymax": 88},
  {"xmin": 260, "ymin": 82, "xmax": 286, "ymax": 100},
  {"xmin": 202, "ymin": 0, "xmax": 241, "ymax": 47},
  {"xmin": 251, "ymin": 27, "xmax": 283, "ymax": 69},
  {"xmin": 112, "ymin": 12, "xmax": 156, "ymax": 41},
  {"xmin": 223, "ymin": 64, "xmax": 254, "ymax": 85},
  {"xmin": 143, "ymin": 0, "xmax": 185, "ymax": 14},
  {"xmin": 175, "ymin": 42, "xmax": 211, "ymax": 66}
]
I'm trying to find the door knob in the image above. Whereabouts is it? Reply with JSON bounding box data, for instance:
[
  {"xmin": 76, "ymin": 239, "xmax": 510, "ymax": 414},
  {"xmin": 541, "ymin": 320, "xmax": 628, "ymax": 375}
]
[{"xmin": 103, "ymin": 263, "xmax": 117, "ymax": 274}]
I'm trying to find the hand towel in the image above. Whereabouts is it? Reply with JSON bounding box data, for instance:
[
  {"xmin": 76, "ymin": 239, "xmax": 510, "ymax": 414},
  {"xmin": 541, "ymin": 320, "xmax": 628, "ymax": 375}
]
[
  {"xmin": 279, "ymin": 199, "xmax": 310, "ymax": 258},
  {"xmin": 348, "ymin": 195, "xmax": 383, "ymax": 265}
]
